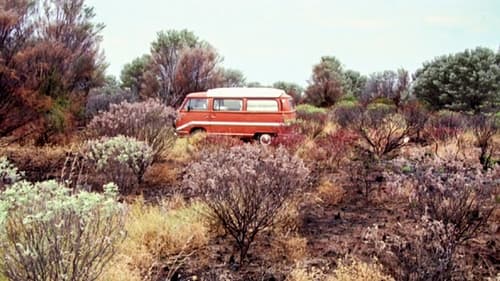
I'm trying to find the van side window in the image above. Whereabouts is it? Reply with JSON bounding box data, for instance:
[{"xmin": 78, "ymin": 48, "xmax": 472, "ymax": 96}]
[
  {"xmin": 184, "ymin": 98, "xmax": 208, "ymax": 111},
  {"xmin": 247, "ymin": 99, "xmax": 279, "ymax": 112},
  {"xmin": 213, "ymin": 99, "xmax": 242, "ymax": 111}
]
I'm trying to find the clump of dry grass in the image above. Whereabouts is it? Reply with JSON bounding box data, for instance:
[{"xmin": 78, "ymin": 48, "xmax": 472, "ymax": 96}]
[
  {"xmin": 271, "ymin": 235, "xmax": 309, "ymax": 262},
  {"xmin": 99, "ymin": 197, "xmax": 210, "ymax": 281},
  {"xmin": 167, "ymin": 134, "xmax": 205, "ymax": 163},
  {"xmin": 287, "ymin": 266, "xmax": 325, "ymax": 281},
  {"xmin": 287, "ymin": 258, "xmax": 394, "ymax": 281},
  {"xmin": 328, "ymin": 258, "xmax": 395, "ymax": 281},
  {"xmin": 317, "ymin": 178, "xmax": 345, "ymax": 206}
]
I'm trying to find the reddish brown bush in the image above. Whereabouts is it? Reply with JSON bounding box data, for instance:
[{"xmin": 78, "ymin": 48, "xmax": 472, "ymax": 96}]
[
  {"xmin": 183, "ymin": 145, "xmax": 309, "ymax": 265},
  {"xmin": 424, "ymin": 111, "xmax": 467, "ymax": 143},
  {"xmin": 0, "ymin": 0, "xmax": 105, "ymax": 143},
  {"xmin": 195, "ymin": 134, "xmax": 244, "ymax": 152},
  {"xmin": 351, "ymin": 104, "xmax": 412, "ymax": 158},
  {"xmin": 294, "ymin": 108, "xmax": 329, "ymax": 139},
  {"xmin": 470, "ymin": 114, "xmax": 499, "ymax": 170},
  {"xmin": 271, "ymin": 130, "xmax": 306, "ymax": 154},
  {"xmin": 313, "ymin": 128, "xmax": 359, "ymax": 173}
]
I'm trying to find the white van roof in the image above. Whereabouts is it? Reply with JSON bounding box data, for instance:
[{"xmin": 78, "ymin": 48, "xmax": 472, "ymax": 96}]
[{"xmin": 206, "ymin": 87, "xmax": 288, "ymax": 98}]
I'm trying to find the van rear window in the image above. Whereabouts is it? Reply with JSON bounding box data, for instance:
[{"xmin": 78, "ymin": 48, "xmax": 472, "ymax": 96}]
[{"xmin": 247, "ymin": 99, "xmax": 278, "ymax": 112}]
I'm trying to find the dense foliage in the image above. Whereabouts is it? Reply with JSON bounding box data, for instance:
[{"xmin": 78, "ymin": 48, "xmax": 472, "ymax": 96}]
[
  {"xmin": 0, "ymin": 0, "xmax": 105, "ymax": 142},
  {"xmin": 413, "ymin": 47, "xmax": 500, "ymax": 113},
  {"xmin": 305, "ymin": 56, "xmax": 346, "ymax": 107}
]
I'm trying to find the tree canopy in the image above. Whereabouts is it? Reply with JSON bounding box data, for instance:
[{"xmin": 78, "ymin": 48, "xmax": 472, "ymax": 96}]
[
  {"xmin": 413, "ymin": 47, "xmax": 500, "ymax": 113},
  {"xmin": 304, "ymin": 56, "xmax": 346, "ymax": 107}
]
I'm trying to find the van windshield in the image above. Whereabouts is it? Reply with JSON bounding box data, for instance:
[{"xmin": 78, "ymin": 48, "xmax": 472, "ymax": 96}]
[{"xmin": 184, "ymin": 98, "xmax": 208, "ymax": 111}]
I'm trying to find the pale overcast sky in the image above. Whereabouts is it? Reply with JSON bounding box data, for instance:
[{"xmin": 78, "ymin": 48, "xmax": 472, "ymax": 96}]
[{"xmin": 86, "ymin": 0, "xmax": 500, "ymax": 87}]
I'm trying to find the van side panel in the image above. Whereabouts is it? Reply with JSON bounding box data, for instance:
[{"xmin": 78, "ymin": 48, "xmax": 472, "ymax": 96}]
[{"xmin": 175, "ymin": 89, "xmax": 296, "ymax": 137}]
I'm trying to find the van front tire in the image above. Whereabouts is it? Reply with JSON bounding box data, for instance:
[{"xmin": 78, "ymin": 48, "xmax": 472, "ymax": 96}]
[{"xmin": 258, "ymin": 133, "xmax": 272, "ymax": 145}]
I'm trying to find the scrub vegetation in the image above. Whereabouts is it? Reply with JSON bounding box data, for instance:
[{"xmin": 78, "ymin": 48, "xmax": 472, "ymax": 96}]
[{"xmin": 0, "ymin": 0, "xmax": 499, "ymax": 280}]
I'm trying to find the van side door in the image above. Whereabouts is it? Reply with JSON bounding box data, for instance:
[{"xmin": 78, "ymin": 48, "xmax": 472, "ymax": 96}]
[{"xmin": 177, "ymin": 97, "xmax": 210, "ymax": 134}]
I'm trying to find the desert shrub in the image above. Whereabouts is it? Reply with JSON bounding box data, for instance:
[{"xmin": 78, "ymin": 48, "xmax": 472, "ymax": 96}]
[
  {"xmin": 352, "ymin": 104, "xmax": 412, "ymax": 158},
  {"xmin": 87, "ymin": 99, "xmax": 176, "ymax": 160},
  {"xmin": 194, "ymin": 134, "xmax": 244, "ymax": 153},
  {"xmin": 313, "ymin": 129, "xmax": 359, "ymax": 173},
  {"xmin": 399, "ymin": 101, "xmax": 429, "ymax": 142},
  {"xmin": 470, "ymin": 114, "xmax": 499, "ymax": 170},
  {"xmin": 271, "ymin": 125, "xmax": 306, "ymax": 154},
  {"xmin": 411, "ymin": 157, "xmax": 496, "ymax": 245},
  {"xmin": 374, "ymin": 156, "xmax": 498, "ymax": 280},
  {"xmin": 331, "ymin": 102, "xmax": 363, "ymax": 128},
  {"xmin": 0, "ymin": 157, "xmax": 23, "ymax": 190},
  {"xmin": 424, "ymin": 110, "xmax": 467, "ymax": 143},
  {"xmin": 296, "ymin": 104, "xmax": 328, "ymax": 115},
  {"xmin": 345, "ymin": 149, "xmax": 385, "ymax": 200},
  {"xmin": 294, "ymin": 105, "xmax": 329, "ymax": 139},
  {"xmin": 0, "ymin": 180, "xmax": 125, "ymax": 281},
  {"xmin": 183, "ymin": 144, "xmax": 309, "ymax": 264},
  {"xmin": 365, "ymin": 217, "xmax": 458, "ymax": 281},
  {"xmin": 329, "ymin": 257, "xmax": 395, "ymax": 281},
  {"xmin": 83, "ymin": 135, "xmax": 153, "ymax": 194},
  {"xmin": 85, "ymin": 88, "xmax": 137, "ymax": 119}
]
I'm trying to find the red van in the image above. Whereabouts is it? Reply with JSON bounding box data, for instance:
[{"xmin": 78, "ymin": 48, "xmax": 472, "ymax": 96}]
[{"xmin": 174, "ymin": 87, "xmax": 296, "ymax": 144}]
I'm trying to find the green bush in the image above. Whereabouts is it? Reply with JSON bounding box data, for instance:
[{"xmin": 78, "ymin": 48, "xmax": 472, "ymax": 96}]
[
  {"xmin": 296, "ymin": 104, "xmax": 327, "ymax": 114},
  {"xmin": 0, "ymin": 180, "xmax": 125, "ymax": 281},
  {"xmin": 83, "ymin": 135, "xmax": 153, "ymax": 194}
]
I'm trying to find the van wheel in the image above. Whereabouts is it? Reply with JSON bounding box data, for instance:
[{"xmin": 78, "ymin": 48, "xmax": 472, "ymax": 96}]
[
  {"xmin": 258, "ymin": 133, "xmax": 272, "ymax": 145},
  {"xmin": 190, "ymin": 128, "xmax": 206, "ymax": 136}
]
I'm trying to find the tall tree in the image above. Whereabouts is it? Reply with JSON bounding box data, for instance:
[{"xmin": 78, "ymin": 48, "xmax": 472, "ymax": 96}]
[
  {"xmin": 173, "ymin": 46, "xmax": 223, "ymax": 100},
  {"xmin": 362, "ymin": 69, "xmax": 410, "ymax": 106},
  {"xmin": 120, "ymin": 54, "xmax": 150, "ymax": 96},
  {"xmin": 413, "ymin": 47, "xmax": 500, "ymax": 113},
  {"xmin": 141, "ymin": 29, "xmax": 224, "ymax": 107},
  {"xmin": 0, "ymin": 0, "xmax": 105, "ymax": 142},
  {"xmin": 272, "ymin": 81, "xmax": 304, "ymax": 103},
  {"xmin": 305, "ymin": 56, "xmax": 346, "ymax": 107},
  {"xmin": 220, "ymin": 68, "xmax": 246, "ymax": 87},
  {"xmin": 343, "ymin": 69, "xmax": 367, "ymax": 98}
]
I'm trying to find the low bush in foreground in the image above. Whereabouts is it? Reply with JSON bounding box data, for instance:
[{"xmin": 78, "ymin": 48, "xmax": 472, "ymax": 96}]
[
  {"xmin": 0, "ymin": 180, "xmax": 125, "ymax": 281},
  {"xmin": 184, "ymin": 144, "xmax": 309, "ymax": 265}
]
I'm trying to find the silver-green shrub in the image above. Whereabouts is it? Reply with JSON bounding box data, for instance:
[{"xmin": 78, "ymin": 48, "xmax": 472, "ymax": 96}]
[
  {"xmin": 87, "ymin": 99, "xmax": 176, "ymax": 160},
  {"xmin": 0, "ymin": 157, "xmax": 23, "ymax": 190},
  {"xmin": 0, "ymin": 180, "xmax": 125, "ymax": 281},
  {"xmin": 83, "ymin": 135, "xmax": 153, "ymax": 194}
]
